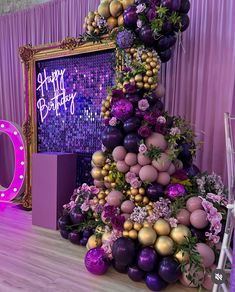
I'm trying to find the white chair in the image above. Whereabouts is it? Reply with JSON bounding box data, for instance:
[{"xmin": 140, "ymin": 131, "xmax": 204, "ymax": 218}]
[{"xmin": 213, "ymin": 113, "xmax": 235, "ymax": 292}]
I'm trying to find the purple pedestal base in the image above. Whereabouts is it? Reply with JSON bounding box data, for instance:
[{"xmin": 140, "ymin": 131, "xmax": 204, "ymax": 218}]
[{"xmin": 32, "ymin": 153, "xmax": 77, "ymax": 230}]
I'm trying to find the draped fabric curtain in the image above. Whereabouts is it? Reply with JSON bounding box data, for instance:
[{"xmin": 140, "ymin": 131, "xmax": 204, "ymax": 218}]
[{"xmin": 0, "ymin": 0, "xmax": 235, "ymax": 186}]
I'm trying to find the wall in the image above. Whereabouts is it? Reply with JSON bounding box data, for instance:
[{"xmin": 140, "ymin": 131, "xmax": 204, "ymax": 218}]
[{"xmin": 0, "ymin": 0, "xmax": 50, "ymax": 15}]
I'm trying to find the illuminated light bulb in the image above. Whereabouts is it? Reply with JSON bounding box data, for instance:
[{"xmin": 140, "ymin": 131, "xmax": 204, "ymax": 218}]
[
  {"xmin": 1, "ymin": 193, "xmax": 5, "ymax": 197},
  {"xmin": 19, "ymin": 175, "xmax": 23, "ymax": 179},
  {"xmin": 19, "ymin": 146, "xmax": 23, "ymax": 150},
  {"xmin": 0, "ymin": 124, "xmax": 5, "ymax": 128},
  {"xmin": 13, "ymin": 188, "xmax": 17, "ymax": 192},
  {"xmin": 13, "ymin": 131, "xmax": 18, "ymax": 135},
  {"xmin": 21, "ymin": 161, "xmax": 25, "ymax": 165}
]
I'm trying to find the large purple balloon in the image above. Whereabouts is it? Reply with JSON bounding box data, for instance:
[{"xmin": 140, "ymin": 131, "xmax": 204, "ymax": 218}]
[
  {"xmin": 70, "ymin": 206, "xmax": 85, "ymax": 224},
  {"xmin": 60, "ymin": 229, "xmax": 70, "ymax": 239},
  {"xmin": 111, "ymin": 99, "xmax": 133, "ymax": 122},
  {"xmin": 58, "ymin": 214, "xmax": 72, "ymax": 230},
  {"xmin": 101, "ymin": 126, "xmax": 123, "ymax": 150},
  {"xmin": 68, "ymin": 231, "xmax": 81, "ymax": 244},
  {"xmin": 123, "ymin": 117, "xmax": 141, "ymax": 133},
  {"xmin": 85, "ymin": 248, "xmax": 109, "ymax": 275},
  {"xmin": 180, "ymin": 0, "xmax": 190, "ymax": 13},
  {"xmin": 185, "ymin": 164, "xmax": 200, "ymax": 177},
  {"xmin": 159, "ymin": 49, "xmax": 172, "ymax": 63},
  {"xmin": 161, "ymin": 0, "xmax": 181, "ymax": 11},
  {"xmin": 128, "ymin": 266, "xmax": 145, "ymax": 282},
  {"xmin": 138, "ymin": 247, "xmax": 158, "ymax": 272},
  {"xmin": 146, "ymin": 184, "xmax": 164, "ymax": 202},
  {"xmin": 124, "ymin": 133, "xmax": 141, "ymax": 153},
  {"xmin": 112, "ymin": 237, "xmax": 136, "ymax": 266},
  {"xmin": 146, "ymin": 273, "xmax": 168, "ymax": 291},
  {"xmin": 113, "ymin": 261, "xmax": 128, "ymax": 273},
  {"xmin": 156, "ymin": 36, "xmax": 170, "ymax": 52},
  {"xmin": 139, "ymin": 25, "xmax": 155, "ymax": 46},
  {"xmin": 158, "ymin": 257, "xmax": 182, "ymax": 283},
  {"xmin": 123, "ymin": 6, "xmax": 138, "ymax": 29}
]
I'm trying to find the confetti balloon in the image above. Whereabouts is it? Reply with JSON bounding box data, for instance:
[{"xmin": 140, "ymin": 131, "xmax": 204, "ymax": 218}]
[{"xmin": 84, "ymin": 248, "xmax": 109, "ymax": 275}]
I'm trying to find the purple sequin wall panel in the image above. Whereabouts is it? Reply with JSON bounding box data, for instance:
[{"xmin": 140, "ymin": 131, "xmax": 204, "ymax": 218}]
[{"xmin": 35, "ymin": 49, "xmax": 116, "ymax": 153}]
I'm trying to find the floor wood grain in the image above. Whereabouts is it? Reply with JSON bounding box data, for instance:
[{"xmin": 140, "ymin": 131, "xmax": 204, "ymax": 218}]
[{"xmin": 0, "ymin": 202, "xmax": 199, "ymax": 292}]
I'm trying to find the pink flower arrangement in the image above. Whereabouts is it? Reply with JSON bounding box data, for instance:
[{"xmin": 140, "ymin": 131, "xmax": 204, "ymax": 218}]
[
  {"xmin": 139, "ymin": 143, "xmax": 147, "ymax": 154},
  {"xmin": 130, "ymin": 177, "xmax": 142, "ymax": 188},
  {"xmin": 109, "ymin": 117, "xmax": 117, "ymax": 126},
  {"xmin": 157, "ymin": 116, "xmax": 166, "ymax": 124},
  {"xmin": 170, "ymin": 127, "xmax": 181, "ymax": 136},
  {"xmin": 136, "ymin": 3, "xmax": 146, "ymax": 13},
  {"xmin": 125, "ymin": 172, "xmax": 137, "ymax": 183},
  {"xmin": 138, "ymin": 99, "xmax": 149, "ymax": 111}
]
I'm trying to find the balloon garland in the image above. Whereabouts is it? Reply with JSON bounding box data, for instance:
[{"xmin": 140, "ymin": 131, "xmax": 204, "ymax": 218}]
[{"xmin": 59, "ymin": 1, "xmax": 228, "ymax": 291}]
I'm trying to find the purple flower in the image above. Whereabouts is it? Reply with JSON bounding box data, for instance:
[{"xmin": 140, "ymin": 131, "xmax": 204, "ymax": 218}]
[
  {"xmin": 147, "ymin": 7, "xmax": 156, "ymax": 21},
  {"xmin": 111, "ymin": 215, "xmax": 125, "ymax": 231},
  {"xmin": 125, "ymin": 171, "xmax": 137, "ymax": 183},
  {"xmin": 167, "ymin": 217, "xmax": 178, "ymax": 228},
  {"xmin": 172, "ymin": 169, "xmax": 188, "ymax": 180},
  {"xmin": 139, "ymin": 143, "xmax": 147, "ymax": 154},
  {"xmin": 130, "ymin": 206, "xmax": 147, "ymax": 223},
  {"xmin": 124, "ymin": 82, "xmax": 137, "ymax": 94},
  {"xmin": 90, "ymin": 186, "xmax": 99, "ymax": 195},
  {"xmin": 117, "ymin": 29, "xmax": 134, "ymax": 49},
  {"xmin": 80, "ymin": 199, "xmax": 90, "ymax": 212},
  {"xmin": 170, "ymin": 127, "xmax": 181, "ymax": 136},
  {"xmin": 109, "ymin": 117, "xmax": 117, "ymax": 126},
  {"xmin": 137, "ymin": 19, "xmax": 143, "ymax": 28},
  {"xmin": 122, "ymin": 66, "xmax": 132, "ymax": 73},
  {"xmin": 130, "ymin": 177, "xmax": 142, "ymax": 188},
  {"xmin": 138, "ymin": 126, "xmax": 152, "ymax": 138},
  {"xmin": 103, "ymin": 205, "xmax": 119, "ymax": 219},
  {"xmin": 138, "ymin": 99, "xmax": 150, "ymax": 111},
  {"xmin": 111, "ymin": 89, "xmax": 125, "ymax": 104},
  {"xmin": 157, "ymin": 116, "xmax": 166, "ymax": 124},
  {"xmin": 104, "ymin": 118, "xmax": 110, "ymax": 126},
  {"xmin": 136, "ymin": 3, "xmax": 146, "ymax": 13},
  {"xmin": 144, "ymin": 112, "xmax": 157, "ymax": 125},
  {"xmin": 80, "ymin": 183, "xmax": 90, "ymax": 192},
  {"xmin": 155, "ymin": 123, "xmax": 165, "ymax": 135}
]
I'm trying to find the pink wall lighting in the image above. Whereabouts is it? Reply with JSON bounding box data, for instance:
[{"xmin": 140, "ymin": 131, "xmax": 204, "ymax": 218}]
[{"xmin": 0, "ymin": 120, "xmax": 25, "ymax": 201}]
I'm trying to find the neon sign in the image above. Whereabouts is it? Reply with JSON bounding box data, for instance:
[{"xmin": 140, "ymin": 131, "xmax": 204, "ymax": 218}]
[
  {"xmin": 36, "ymin": 69, "xmax": 77, "ymax": 123},
  {"xmin": 0, "ymin": 120, "xmax": 25, "ymax": 201}
]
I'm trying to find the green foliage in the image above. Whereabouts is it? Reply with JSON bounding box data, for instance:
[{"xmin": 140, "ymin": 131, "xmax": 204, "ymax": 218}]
[
  {"xmin": 109, "ymin": 163, "xmax": 129, "ymax": 192},
  {"xmin": 146, "ymin": 145, "xmax": 163, "ymax": 160}
]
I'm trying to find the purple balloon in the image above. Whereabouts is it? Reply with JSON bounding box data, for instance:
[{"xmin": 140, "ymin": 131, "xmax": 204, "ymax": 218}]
[
  {"xmin": 180, "ymin": 0, "xmax": 190, "ymax": 13},
  {"xmin": 179, "ymin": 14, "xmax": 190, "ymax": 31},
  {"xmin": 161, "ymin": 0, "xmax": 181, "ymax": 11},
  {"xmin": 124, "ymin": 133, "xmax": 141, "ymax": 153},
  {"xmin": 60, "ymin": 229, "xmax": 70, "ymax": 239},
  {"xmin": 127, "ymin": 93, "xmax": 140, "ymax": 105},
  {"xmin": 139, "ymin": 25, "xmax": 155, "ymax": 46},
  {"xmin": 123, "ymin": 6, "xmax": 138, "ymax": 29},
  {"xmin": 138, "ymin": 247, "xmax": 158, "ymax": 272},
  {"xmin": 80, "ymin": 237, "xmax": 89, "ymax": 246},
  {"xmin": 146, "ymin": 273, "xmax": 168, "ymax": 291},
  {"xmin": 68, "ymin": 231, "xmax": 81, "ymax": 244},
  {"xmin": 70, "ymin": 207, "xmax": 85, "ymax": 224},
  {"xmin": 146, "ymin": 184, "xmax": 164, "ymax": 202},
  {"xmin": 112, "ymin": 237, "xmax": 136, "ymax": 266},
  {"xmin": 113, "ymin": 261, "xmax": 128, "ymax": 273},
  {"xmin": 185, "ymin": 164, "xmax": 200, "ymax": 177},
  {"xmin": 161, "ymin": 21, "xmax": 173, "ymax": 35},
  {"xmin": 128, "ymin": 265, "xmax": 145, "ymax": 282},
  {"xmin": 85, "ymin": 248, "xmax": 109, "ymax": 275},
  {"xmin": 58, "ymin": 214, "xmax": 72, "ymax": 230},
  {"xmin": 158, "ymin": 257, "xmax": 181, "ymax": 283},
  {"xmin": 111, "ymin": 99, "xmax": 133, "ymax": 122},
  {"xmin": 123, "ymin": 117, "xmax": 141, "ymax": 133},
  {"xmin": 101, "ymin": 126, "xmax": 123, "ymax": 150},
  {"xmin": 83, "ymin": 229, "xmax": 93, "ymax": 238},
  {"xmin": 166, "ymin": 183, "xmax": 186, "ymax": 200},
  {"xmin": 156, "ymin": 36, "xmax": 170, "ymax": 52},
  {"xmin": 159, "ymin": 49, "xmax": 172, "ymax": 63},
  {"xmin": 190, "ymin": 227, "xmax": 207, "ymax": 242}
]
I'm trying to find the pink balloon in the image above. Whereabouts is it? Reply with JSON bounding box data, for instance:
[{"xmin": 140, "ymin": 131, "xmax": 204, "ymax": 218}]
[
  {"xmin": 157, "ymin": 172, "xmax": 170, "ymax": 186},
  {"xmin": 94, "ymin": 180, "xmax": 104, "ymax": 188},
  {"xmin": 190, "ymin": 209, "xmax": 208, "ymax": 229},
  {"xmin": 125, "ymin": 153, "xmax": 137, "ymax": 166},
  {"xmin": 137, "ymin": 153, "xmax": 151, "ymax": 166},
  {"xmin": 203, "ymin": 272, "xmax": 214, "ymax": 290},
  {"xmin": 196, "ymin": 243, "xmax": 215, "ymax": 268},
  {"xmin": 112, "ymin": 146, "xmax": 127, "ymax": 162},
  {"xmin": 116, "ymin": 161, "xmax": 130, "ymax": 173},
  {"xmin": 145, "ymin": 133, "xmax": 168, "ymax": 151},
  {"xmin": 139, "ymin": 165, "xmax": 158, "ymax": 183},
  {"xmin": 130, "ymin": 164, "xmax": 141, "ymax": 175},
  {"xmin": 176, "ymin": 208, "xmax": 191, "ymax": 226},
  {"xmin": 180, "ymin": 264, "xmax": 204, "ymax": 288},
  {"xmin": 167, "ymin": 163, "xmax": 176, "ymax": 175},
  {"xmin": 155, "ymin": 83, "xmax": 165, "ymax": 98},
  {"xmin": 152, "ymin": 153, "xmax": 171, "ymax": 171},
  {"xmin": 106, "ymin": 190, "xmax": 124, "ymax": 207},
  {"xmin": 186, "ymin": 197, "xmax": 203, "ymax": 212},
  {"xmin": 121, "ymin": 200, "xmax": 135, "ymax": 214}
]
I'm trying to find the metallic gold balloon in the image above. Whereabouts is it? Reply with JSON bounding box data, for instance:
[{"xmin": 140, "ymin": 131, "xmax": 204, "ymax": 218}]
[
  {"xmin": 131, "ymin": 188, "xmax": 138, "ymax": 196},
  {"xmin": 135, "ymin": 194, "xmax": 143, "ymax": 202},
  {"xmin": 139, "ymin": 187, "xmax": 145, "ymax": 195},
  {"xmin": 124, "ymin": 220, "xmax": 133, "ymax": 231},
  {"xmin": 133, "ymin": 222, "xmax": 142, "ymax": 231},
  {"xmin": 138, "ymin": 227, "xmax": 157, "ymax": 246},
  {"xmin": 123, "ymin": 230, "xmax": 129, "ymax": 237},
  {"xmin": 92, "ymin": 151, "xmax": 106, "ymax": 167},
  {"xmin": 170, "ymin": 224, "xmax": 191, "ymax": 244},
  {"xmin": 153, "ymin": 219, "xmax": 171, "ymax": 236},
  {"xmin": 98, "ymin": 2, "xmax": 111, "ymax": 19},
  {"xmin": 107, "ymin": 16, "xmax": 118, "ymax": 30},
  {"xmin": 174, "ymin": 250, "xmax": 189, "ymax": 263},
  {"xmin": 110, "ymin": 0, "xmax": 123, "ymax": 17},
  {"xmin": 86, "ymin": 235, "xmax": 102, "ymax": 250},
  {"xmin": 129, "ymin": 229, "xmax": 138, "ymax": 240},
  {"xmin": 154, "ymin": 236, "xmax": 174, "ymax": 256},
  {"xmin": 121, "ymin": 0, "xmax": 135, "ymax": 10},
  {"xmin": 91, "ymin": 167, "xmax": 103, "ymax": 180},
  {"xmin": 117, "ymin": 14, "xmax": 124, "ymax": 26}
]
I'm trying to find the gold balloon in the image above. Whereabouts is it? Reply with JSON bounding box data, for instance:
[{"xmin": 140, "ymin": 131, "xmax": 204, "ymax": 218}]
[
  {"xmin": 123, "ymin": 230, "xmax": 129, "ymax": 237},
  {"xmin": 91, "ymin": 167, "xmax": 103, "ymax": 180},
  {"xmin": 138, "ymin": 227, "xmax": 157, "ymax": 246},
  {"xmin": 102, "ymin": 232, "xmax": 112, "ymax": 243},
  {"xmin": 98, "ymin": 2, "xmax": 111, "ymax": 19},
  {"xmin": 154, "ymin": 236, "xmax": 174, "ymax": 256},
  {"xmin": 110, "ymin": 0, "xmax": 123, "ymax": 17},
  {"xmin": 153, "ymin": 219, "xmax": 171, "ymax": 236},
  {"xmin": 118, "ymin": 14, "xmax": 124, "ymax": 26},
  {"xmin": 174, "ymin": 250, "xmax": 189, "ymax": 263},
  {"xmin": 124, "ymin": 220, "xmax": 133, "ymax": 231},
  {"xmin": 121, "ymin": 0, "xmax": 135, "ymax": 10},
  {"xmin": 107, "ymin": 16, "xmax": 118, "ymax": 30},
  {"xmin": 133, "ymin": 222, "xmax": 142, "ymax": 231},
  {"xmin": 170, "ymin": 224, "xmax": 191, "ymax": 245},
  {"xmin": 129, "ymin": 229, "xmax": 138, "ymax": 240},
  {"xmin": 87, "ymin": 235, "xmax": 102, "ymax": 250}
]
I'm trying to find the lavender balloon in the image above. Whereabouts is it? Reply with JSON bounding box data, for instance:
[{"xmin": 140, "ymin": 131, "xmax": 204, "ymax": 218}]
[
  {"xmin": 166, "ymin": 183, "xmax": 186, "ymax": 200},
  {"xmin": 85, "ymin": 248, "xmax": 109, "ymax": 275},
  {"xmin": 111, "ymin": 98, "xmax": 134, "ymax": 122}
]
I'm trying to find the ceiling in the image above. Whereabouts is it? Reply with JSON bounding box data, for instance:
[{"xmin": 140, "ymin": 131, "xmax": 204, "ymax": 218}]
[{"xmin": 0, "ymin": 0, "xmax": 50, "ymax": 15}]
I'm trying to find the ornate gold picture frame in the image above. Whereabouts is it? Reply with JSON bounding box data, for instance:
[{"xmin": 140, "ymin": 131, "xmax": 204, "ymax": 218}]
[{"xmin": 19, "ymin": 37, "xmax": 117, "ymax": 209}]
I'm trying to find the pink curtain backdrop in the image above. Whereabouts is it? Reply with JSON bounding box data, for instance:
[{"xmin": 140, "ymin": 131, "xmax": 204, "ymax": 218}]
[{"xmin": 0, "ymin": 0, "xmax": 235, "ymax": 187}]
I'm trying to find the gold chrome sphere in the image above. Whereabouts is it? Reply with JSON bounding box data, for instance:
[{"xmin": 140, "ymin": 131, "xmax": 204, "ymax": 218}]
[
  {"xmin": 107, "ymin": 16, "xmax": 118, "ymax": 30},
  {"xmin": 121, "ymin": 0, "xmax": 135, "ymax": 10},
  {"xmin": 139, "ymin": 187, "xmax": 145, "ymax": 195},
  {"xmin": 92, "ymin": 151, "xmax": 106, "ymax": 167},
  {"xmin": 102, "ymin": 232, "xmax": 112, "ymax": 243},
  {"xmin": 131, "ymin": 188, "xmax": 138, "ymax": 196},
  {"xmin": 153, "ymin": 219, "xmax": 171, "ymax": 236},
  {"xmin": 98, "ymin": 2, "xmax": 111, "ymax": 19},
  {"xmin": 110, "ymin": 0, "xmax": 123, "ymax": 17},
  {"xmin": 133, "ymin": 222, "xmax": 142, "ymax": 231},
  {"xmin": 170, "ymin": 224, "xmax": 191, "ymax": 245},
  {"xmin": 174, "ymin": 250, "xmax": 189, "ymax": 263},
  {"xmin": 129, "ymin": 229, "xmax": 138, "ymax": 240},
  {"xmin": 123, "ymin": 230, "xmax": 129, "ymax": 237},
  {"xmin": 123, "ymin": 220, "xmax": 133, "ymax": 231},
  {"xmin": 86, "ymin": 235, "xmax": 102, "ymax": 250},
  {"xmin": 118, "ymin": 14, "xmax": 124, "ymax": 26},
  {"xmin": 138, "ymin": 227, "xmax": 157, "ymax": 246},
  {"xmin": 154, "ymin": 236, "xmax": 174, "ymax": 256},
  {"xmin": 91, "ymin": 167, "xmax": 103, "ymax": 180}
]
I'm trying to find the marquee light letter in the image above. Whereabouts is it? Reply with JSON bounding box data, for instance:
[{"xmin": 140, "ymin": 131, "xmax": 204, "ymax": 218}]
[{"xmin": 0, "ymin": 120, "xmax": 26, "ymax": 201}]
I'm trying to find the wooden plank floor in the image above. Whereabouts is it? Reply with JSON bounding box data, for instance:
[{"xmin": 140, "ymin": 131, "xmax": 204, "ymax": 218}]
[{"xmin": 0, "ymin": 202, "xmax": 198, "ymax": 292}]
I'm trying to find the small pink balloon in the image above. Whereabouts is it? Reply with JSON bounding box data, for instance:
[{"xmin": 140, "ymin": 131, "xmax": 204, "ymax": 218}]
[
  {"xmin": 203, "ymin": 271, "xmax": 214, "ymax": 290},
  {"xmin": 112, "ymin": 146, "xmax": 127, "ymax": 162},
  {"xmin": 106, "ymin": 190, "xmax": 124, "ymax": 207},
  {"xmin": 167, "ymin": 163, "xmax": 176, "ymax": 175},
  {"xmin": 145, "ymin": 133, "xmax": 168, "ymax": 151},
  {"xmin": 155, "ymin": 83, "xmax": 165, "ymax": 98},
  {"xmin": 121, "ymin": 200, "xmax": 135, "ymax": 214},
  {"xmin": 130, "ymin": 164, "xmax": 142, "ymax": 175},
  {"xmin": 180, "ymin": 264, "xmax": 204, "ymax": 288},
  {"xmin": 122, "ymin": 213, "xmax": 131, "ymax": 220},
  {"xmin": 116, "ymin": 160, "xmax": 130, "ymax": 173},
  {"xmin": 125, "ymin": 153, "xmax": 137, "ymax": 166},
  {"xmin": 196, "ymin": 243, "xmax": 215, "ymax": 268},
  {"xmin": 94, "ymin": 180, "xmax": 104, "ymax": 188},
  {"xmin": 137, "ymin": 153, "xmax": 151, "ymax": 166},
  {"xmin": 157, "ymin": 172, "xmax": 170, "ymax": 186},
  {"xmin": 152, "ymin": 153, "xmax": 171, "ymax": 172},
  {"xmin": 190, "ymin": 209, "xmax": 208, "ymax": 229},
  {"xmin": 139, "ymin": 165, "xmax": 158, "ymax": 183},
  {"xmin": 176, "ymin": 208, "xmax": 191, "ymax": 226},
  {"xmin": 174, "ymin": 160, "xmax": 183, "ymax": 170},
  {"xmin": 186, "ymin": 197, "xmax": 203, "ymax": 212}
]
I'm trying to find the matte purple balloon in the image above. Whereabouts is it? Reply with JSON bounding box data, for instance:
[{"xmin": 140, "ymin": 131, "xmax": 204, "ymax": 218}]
[
  {"xmin": 166, "ymin": 183, "xmax": 186, "ymax": 200},
  {"xmin": 123, "ymin": 117, "xmax": 141, "ymax": 133},
  {"xmin": 113, "ymin": 261, "xmax": 128, "ymax": 273},
  {"xmin": 128, "ymin": 265, "xmax": 145, "ymax": 282},
  {"xmin": 70, "ymin": 207, "xmax": 85, "ymax": 224},
  {"xmin": 101, "ymin": 126, "xmax": 123, "ymax": 150},
  {"xmin": 139, "ymin": 25, "xmax": 155, "ymax": 46},
  {"xmin": 185, "ymin": 164, "xmax": 200, "ymax": 177},
  {"xmin": 112, "ymin": 237, "xmax": 136, "ymax": 266},
  {"xmin": 58, "ymin": 214, "xmax": 71, "ymax": 230},
  {"xmin": 146, "ymin": 273, "xmax": 168, "ymax": 291},
  {"xmin": 68, "ymin": 231, "xmax": 81, "ymax": 244},
  {"xmin": 124, "ymin": 133, "xmax": 141, "ymax": 153},
  {"xmin": 146, "ymin": 184, "xmax": 164, "ymax": 202},
  {"xmin": 111, "ymin": 99, "xmax": 133, "ymax": 122},
  {"xmin": 123, "ymin": 6, "xmax": 138, "ymax": 28},
  {"xmin": 60, "ymin": 229, "xmax": 70, "ymax": 239},
  {"xmin": 138, "ymin": 247, "xmax": 158, "ymax": 272},
  {"xmin": 158, "ymin": 257, "xmax": 182, "ymax": 283},
  {"xmin": 85, "ymin": 248, "xmax": 109, "ymax": 275}
]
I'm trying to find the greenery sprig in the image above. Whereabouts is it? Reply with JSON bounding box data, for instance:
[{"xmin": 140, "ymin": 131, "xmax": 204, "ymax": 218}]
[{"xmin": 146, "ymin": 145, "xmax": 163, "ymax": 160}]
